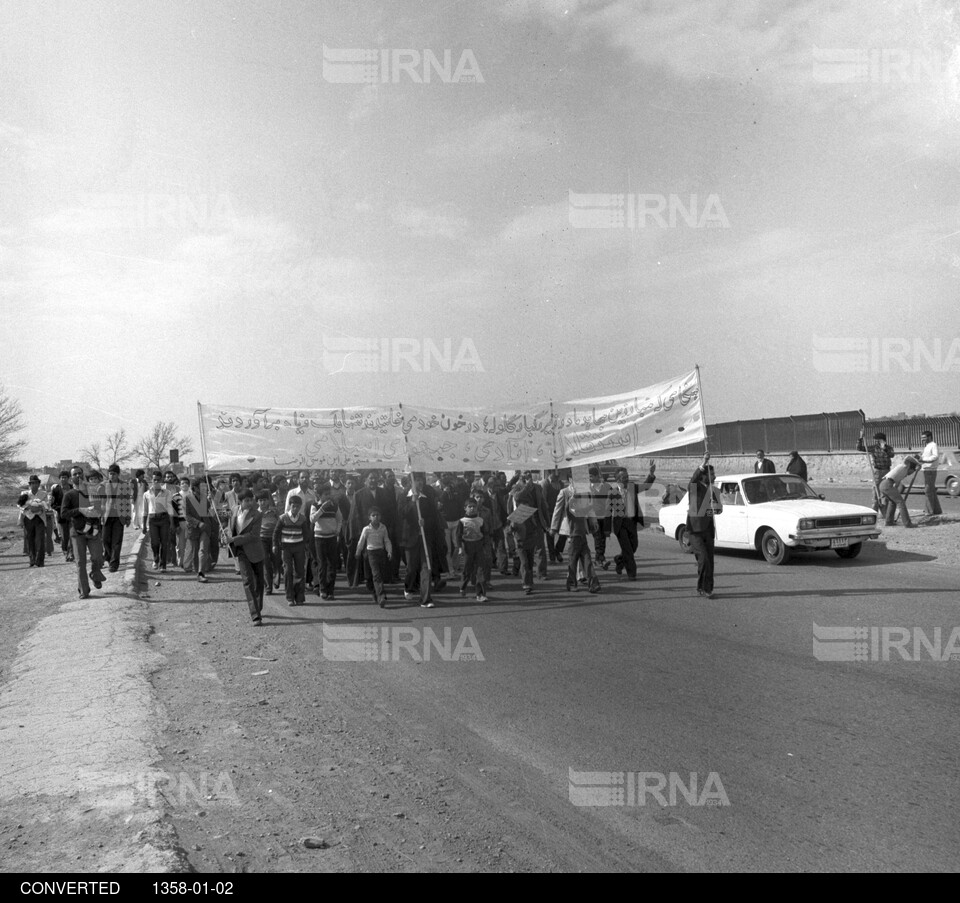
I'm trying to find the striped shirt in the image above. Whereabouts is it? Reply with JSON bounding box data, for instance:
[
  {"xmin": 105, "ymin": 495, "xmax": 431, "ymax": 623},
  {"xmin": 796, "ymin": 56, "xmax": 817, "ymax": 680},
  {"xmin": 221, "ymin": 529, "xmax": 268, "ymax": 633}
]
[{"xmin": 356, "ymin": 523, "xmax": 392, "ymax": 557}]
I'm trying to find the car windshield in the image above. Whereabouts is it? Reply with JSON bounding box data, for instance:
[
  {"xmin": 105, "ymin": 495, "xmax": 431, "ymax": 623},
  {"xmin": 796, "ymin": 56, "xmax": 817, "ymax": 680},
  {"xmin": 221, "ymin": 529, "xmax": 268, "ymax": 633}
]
[{"xmin": 741, "ymin": 475, "xmax": 819, "ymax": 504}]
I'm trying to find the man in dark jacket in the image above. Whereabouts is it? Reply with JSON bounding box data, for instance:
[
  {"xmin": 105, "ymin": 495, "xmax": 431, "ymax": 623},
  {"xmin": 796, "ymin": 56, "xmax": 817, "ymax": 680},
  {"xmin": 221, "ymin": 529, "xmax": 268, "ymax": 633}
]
[
  {"xmin": 61, "ymin": 466, "xmax": 106, "ymax": 598},
  {"xmin": 399, "ymin": 473, "xmax": 444, "ymax": 607},
  {"xmin": 686, "ymin": 455, "xmax": 723, "ymax": 599},
  {"xmin": 754, "ymin": 450, "xmax": 776, "ymax": 474},
  {"xmin": 785, "ymin": 451, "xmax": 808, "ymax": 482},
  {"xmin": 227, "ymin": 490, "xmax": 265, "ymax": 625}
]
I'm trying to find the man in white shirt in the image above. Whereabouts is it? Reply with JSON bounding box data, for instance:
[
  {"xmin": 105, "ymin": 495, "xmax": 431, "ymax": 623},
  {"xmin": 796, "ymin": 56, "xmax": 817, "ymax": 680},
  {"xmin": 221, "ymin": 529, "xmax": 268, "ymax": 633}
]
[
  {"xmin": 878, "ymin": 456, "xmax": 920, "ymax": 527},
  {"xmin": 919, "ymin": 430, "xmax": 943, "ymax": 516}
]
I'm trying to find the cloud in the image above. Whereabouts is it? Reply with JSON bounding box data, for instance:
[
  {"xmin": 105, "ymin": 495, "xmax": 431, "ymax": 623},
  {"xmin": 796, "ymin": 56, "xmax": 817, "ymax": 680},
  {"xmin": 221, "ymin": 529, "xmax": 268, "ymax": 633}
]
[
  {"xmin": 495, "ymin": 0, "xmax": 960, "ymax": 151},
  {"xmin": 390, "ymin": 203, "xmax": 470, "ymax": 239},
  {"xmin": 429, "ymin": 109, "xmax": 559, "ymax": 162}
]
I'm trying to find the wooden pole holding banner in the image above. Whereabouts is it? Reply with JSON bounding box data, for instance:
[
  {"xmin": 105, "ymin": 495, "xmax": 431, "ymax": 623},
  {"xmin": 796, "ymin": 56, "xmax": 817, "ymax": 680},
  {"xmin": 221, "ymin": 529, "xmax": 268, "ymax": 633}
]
[
  {"xmin": 197, "ymin": 401, "xmax": 233, "ymax": 555},
  {"xmin": 399, "ymin": 402, "xmax": 432, "ymax": 575},
  {"xmin": 694, "ymin": 365, "xmax": 709, "ymax": 458}
]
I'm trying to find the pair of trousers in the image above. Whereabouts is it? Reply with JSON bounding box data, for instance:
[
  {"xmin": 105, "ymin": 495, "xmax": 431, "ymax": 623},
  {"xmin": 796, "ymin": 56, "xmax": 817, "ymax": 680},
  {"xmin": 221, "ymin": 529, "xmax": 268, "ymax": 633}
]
[
  {"xmin": 688, "ymin": 525, "xmax": 716, "ymax": 594},
  {"xmin": 593, "ymin": 528, "xmax": 608, "ymax": 562},
  {"xmin": 102, "ymin": 517, "xmax": 125, "ymax": 571},
  {"xmin": 282, "ymin": 544, "xmax": 306, "ymax": 604},
  {"xmin": 445, "ymin": 522, "xmax": 463, "ymax": 572},
  {"xmin": 403, "ymin": 543, "xmax": 432, "ymax": 605},
  {"xmin": 261, "ymin": 535, "xmax": 280, "ymax": 588},
  {"xmin": 185, "ymin": 524, "xmax": 212, "ymax": 574},
  {"xmin": 923, "ymin": 470, "xmax": 943, "ymax": 515},
  {"xmin": 23, "ymin": 517, "xmax": 46, "ymax": 566},
  {"xmin": 565, "ymin": 535, "xmax": 597, "ymax": 589},
  {"xmin": 315, "ymin": 535, "xmax": 339, "ymax": 596},
  {"xmin": 237, "ymin": 553, "xmax": 265, "ymax": 620},
  {"xmin": 149, "ymin": 516, "xmax": 170, "ymax": 567},
  {"xmin": 518, "ymin": 545, "xmax": 536, "ymax": 589},
  {"xmin": 363, "ymin": 548, "xmax": 388, "ymax": 604},
  {"xmin": 58, "ymin": 520, "xmax": 72, "ymax": 556},
  {"xmin": 72, "ymin": 533, "xmax": 105, "ymax": 597},
  {"xmin": 879, "ymin": 479, "xmax": 912, "ymax": 526},
  {"xmin": 460, "ymin": 540, "xmax": 486, "ymax": 595},
  {"xmin": 614, "ymin": 521, "xmax": 639, "ymax": 578}
]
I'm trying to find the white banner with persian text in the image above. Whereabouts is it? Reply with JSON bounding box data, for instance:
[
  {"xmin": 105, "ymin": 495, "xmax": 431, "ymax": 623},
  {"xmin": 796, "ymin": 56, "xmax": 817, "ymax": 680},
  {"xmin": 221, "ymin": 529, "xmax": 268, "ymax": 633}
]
[{"xmin": 198, "ymin": 369, "xmax": 705, "ymax": 471}]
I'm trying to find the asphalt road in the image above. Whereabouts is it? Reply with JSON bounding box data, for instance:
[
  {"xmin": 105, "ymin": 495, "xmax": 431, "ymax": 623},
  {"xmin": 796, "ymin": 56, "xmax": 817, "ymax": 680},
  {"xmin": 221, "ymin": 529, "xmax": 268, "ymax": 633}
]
[{"xmin": 206, "ymin": 530, "xmax": 960, "ymax": 872}]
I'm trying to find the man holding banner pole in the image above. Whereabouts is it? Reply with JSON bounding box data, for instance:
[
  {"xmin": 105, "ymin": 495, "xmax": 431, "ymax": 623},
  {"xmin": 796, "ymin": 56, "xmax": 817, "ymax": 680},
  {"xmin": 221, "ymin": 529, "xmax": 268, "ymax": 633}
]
[{"xmin": 400, "ymin": 472, "xmax": 440, "ymax": 608}]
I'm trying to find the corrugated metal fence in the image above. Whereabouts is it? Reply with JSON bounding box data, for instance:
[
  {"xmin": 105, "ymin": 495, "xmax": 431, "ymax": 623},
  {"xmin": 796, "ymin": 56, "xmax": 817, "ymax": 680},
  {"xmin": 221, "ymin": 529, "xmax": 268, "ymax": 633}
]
[{"xmin": 659, "ymin": 411, "xmax": 960, "ymax": 456}]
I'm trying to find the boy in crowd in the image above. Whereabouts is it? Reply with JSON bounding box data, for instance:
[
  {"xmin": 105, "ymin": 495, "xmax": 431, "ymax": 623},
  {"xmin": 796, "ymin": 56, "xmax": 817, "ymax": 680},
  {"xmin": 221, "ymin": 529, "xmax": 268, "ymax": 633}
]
[
  {"xmin": 456, "ymin": 497, "xmax": 488, "ymax": 602},
  {"xmin": 274, "ymin": 495, "xmax": 311, "ymax": 606},
  {"xmin": 256, "ymin": 490, "xmax": 281, "ymax": 594},
  {"xmin": 142, "ymin": 471, "xmax": 174, "ymax": 571},
  {"xmin": 355, "ymin": 507, "xmax": 392, "ymax": 608},
  {"xmin": 311, "ymin": 488, "xmax": 342, "ymax": 600},
  {"xmin": 552, "ymin": 477, "xmax": 600, "ymax": 593},
  {"xmin": 102, "ymin": 465, "xmax": 131, "ymax": 573}
]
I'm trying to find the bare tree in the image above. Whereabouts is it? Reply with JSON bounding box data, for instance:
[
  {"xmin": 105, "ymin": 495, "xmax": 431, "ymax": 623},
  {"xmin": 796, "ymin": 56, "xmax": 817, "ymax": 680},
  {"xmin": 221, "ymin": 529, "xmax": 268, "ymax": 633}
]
[
  {"xmin": 105, "ymin": 428, "xmax": 136, "ymax": 466},
  {"xmin": 132, "ymin": 421, "xmax": 195, "ymax": 470},
  {"xmin": 79, "ymin": 441, "xmax": 103, "ymax": 469},
  {"xmin": 0, "ymin": 384, "xmax": 28, "ymax": 485}
]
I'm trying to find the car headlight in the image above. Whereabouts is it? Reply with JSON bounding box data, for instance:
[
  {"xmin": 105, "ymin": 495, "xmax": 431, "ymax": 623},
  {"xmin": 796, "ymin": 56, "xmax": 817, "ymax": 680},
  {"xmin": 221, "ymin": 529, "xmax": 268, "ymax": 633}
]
[
  {"xmin": 798, "ymin": 518, "xmax": 817, "ymax": 530},
  {"xmin": 861, "ymin": 514, "xmax": 877, "ymax": 526}
]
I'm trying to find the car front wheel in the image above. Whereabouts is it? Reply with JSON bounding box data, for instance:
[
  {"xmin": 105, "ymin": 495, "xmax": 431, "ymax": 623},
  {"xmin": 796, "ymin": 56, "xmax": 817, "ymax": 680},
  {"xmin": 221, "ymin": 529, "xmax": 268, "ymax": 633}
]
[
  {"xmin": 677, "ymin": 525, "xmax": 693, "ymax": 554},
  {"xmin": 835, "ymin": 542, "xmax": 863, "ymax": 559},
  {"xmin": 759, "ymin": 528, "xmax": 791, "ymax": 565},
  {"xmin": 947, "ymin": 476, "xmax": 959, "ymax": 498}
]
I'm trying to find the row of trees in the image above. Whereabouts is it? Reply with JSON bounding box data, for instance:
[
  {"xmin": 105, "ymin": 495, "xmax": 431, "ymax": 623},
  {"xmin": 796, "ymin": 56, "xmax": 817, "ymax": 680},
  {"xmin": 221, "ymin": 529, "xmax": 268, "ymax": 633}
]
[
  {"xmin": 78, "ymin": 423, "xmax": 195, "ymax": 472},
  {"xmin": 0, "ymin": 383, "xmax": 195, "ymax": 479}
]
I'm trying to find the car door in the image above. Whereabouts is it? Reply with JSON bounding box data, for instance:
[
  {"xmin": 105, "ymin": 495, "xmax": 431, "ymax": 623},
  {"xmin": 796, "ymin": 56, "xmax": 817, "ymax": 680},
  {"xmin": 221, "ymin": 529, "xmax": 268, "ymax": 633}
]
[{"xmin": 714, "ymin": 480, "xmax": 750, "ymax": 547}]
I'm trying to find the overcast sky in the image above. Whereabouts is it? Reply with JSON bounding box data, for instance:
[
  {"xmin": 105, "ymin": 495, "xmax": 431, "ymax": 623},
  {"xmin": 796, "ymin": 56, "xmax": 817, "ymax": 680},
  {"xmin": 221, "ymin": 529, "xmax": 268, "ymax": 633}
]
[{"xmin": 2, "ymin": 0, "xmax": 959, "ymax": 465}]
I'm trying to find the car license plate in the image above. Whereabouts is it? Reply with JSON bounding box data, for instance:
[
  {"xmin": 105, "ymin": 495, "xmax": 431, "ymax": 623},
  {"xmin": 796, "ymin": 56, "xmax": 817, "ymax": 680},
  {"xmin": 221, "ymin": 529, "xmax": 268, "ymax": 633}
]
[{"xmin": 831, "ymin": 537, "xmax": 850, "ymax": 548}]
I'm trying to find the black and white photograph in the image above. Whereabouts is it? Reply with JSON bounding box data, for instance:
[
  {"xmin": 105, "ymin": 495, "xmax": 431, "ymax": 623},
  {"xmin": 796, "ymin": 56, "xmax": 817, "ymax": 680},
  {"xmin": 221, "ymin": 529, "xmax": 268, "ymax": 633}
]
[{"xmin": 1, "ymin": 0, "xmax": 959, "ymax": 877}]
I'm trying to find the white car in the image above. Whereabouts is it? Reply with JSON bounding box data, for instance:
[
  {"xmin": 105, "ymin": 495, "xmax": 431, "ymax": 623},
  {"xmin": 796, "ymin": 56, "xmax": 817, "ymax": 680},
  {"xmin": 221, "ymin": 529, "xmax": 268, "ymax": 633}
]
[{"xmin": 657, "ymin": 473, "xmax": 882, "ymax": 564}]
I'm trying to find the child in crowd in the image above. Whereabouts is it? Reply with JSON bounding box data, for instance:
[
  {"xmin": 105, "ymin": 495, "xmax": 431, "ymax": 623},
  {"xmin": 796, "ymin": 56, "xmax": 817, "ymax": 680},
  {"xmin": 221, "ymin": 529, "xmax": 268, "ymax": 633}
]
[
  {"xmin": 355, "ymin": 507, "xmax": 392, "ymax": 608},
  {"xmin": 456, "ymin": 497, "xmax": 488, "ymax": 602},
  {"xmin": 564, "ymin": 491, "xmax": 600, "ymax": 594},
  {"xmin": 273, "ymin": 495, "xmax": 311, "ymax": 606},
  {"xmin": 256, "ymin": 490, "xmax": 281, "ymax": 595},
  {"xmin": 311, "ymin": 488, "xmax": 342, "ymax": 600}
]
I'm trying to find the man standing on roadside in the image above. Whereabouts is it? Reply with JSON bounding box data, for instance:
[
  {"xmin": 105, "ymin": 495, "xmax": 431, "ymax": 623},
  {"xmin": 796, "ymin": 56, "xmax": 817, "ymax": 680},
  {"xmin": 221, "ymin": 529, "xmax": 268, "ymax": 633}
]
[
  {"xmin": 102, "ymin": 464, "xmax": 131, "ymax": 573},
  {"xmin": 786, "ymin": 451, "xmax": 808, "ymax": 482},
  {"xmin": 754, "ymin": 450, "xmax": 776, "ymax": 474},
  {"xmin": 919, "ymin": 429, "xmax": 943, "ymax": 516},
  {"xmin": 61, "ymin": 466, "xmax": 107, "ymax": 598},
  {"xmin": 857, "ymin": 431, "xmax": 894, "ymax": 513}
]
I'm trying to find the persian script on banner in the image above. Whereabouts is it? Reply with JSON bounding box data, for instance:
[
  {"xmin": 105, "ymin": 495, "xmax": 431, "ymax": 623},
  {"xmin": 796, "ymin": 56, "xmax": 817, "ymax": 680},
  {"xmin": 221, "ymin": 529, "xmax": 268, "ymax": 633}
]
[{"xmin": 198, "ymin": 369, "xmax": 705, "ymax": 471}]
